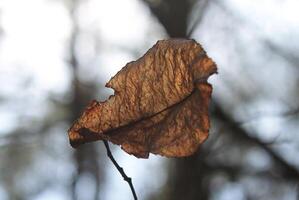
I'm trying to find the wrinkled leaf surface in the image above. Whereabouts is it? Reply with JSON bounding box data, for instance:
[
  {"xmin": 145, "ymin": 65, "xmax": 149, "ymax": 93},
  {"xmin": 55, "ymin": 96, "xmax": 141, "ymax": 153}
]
[{"xmin": 68, "ymin": 39, "xmax": 217, "ymax": 158}]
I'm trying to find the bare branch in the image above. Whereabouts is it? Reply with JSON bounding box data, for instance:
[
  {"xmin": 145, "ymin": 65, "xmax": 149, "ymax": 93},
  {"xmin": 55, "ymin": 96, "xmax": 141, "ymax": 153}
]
[{"xmin": 103, "ymin": 140, "xmax": 138, "ymax": 200}]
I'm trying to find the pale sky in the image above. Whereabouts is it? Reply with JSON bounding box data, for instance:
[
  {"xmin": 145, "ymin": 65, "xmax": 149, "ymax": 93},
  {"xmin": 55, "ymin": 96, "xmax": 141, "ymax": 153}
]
[{"xmin": 0, "ymin": 0, "xmax": 298, "ymax": 199}]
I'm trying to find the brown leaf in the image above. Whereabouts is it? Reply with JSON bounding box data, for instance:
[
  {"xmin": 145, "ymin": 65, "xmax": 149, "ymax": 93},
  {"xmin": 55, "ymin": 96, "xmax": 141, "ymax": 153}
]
[{"xmin": 68, "ymin": 39, "xmax": 217, "ymax": 158}]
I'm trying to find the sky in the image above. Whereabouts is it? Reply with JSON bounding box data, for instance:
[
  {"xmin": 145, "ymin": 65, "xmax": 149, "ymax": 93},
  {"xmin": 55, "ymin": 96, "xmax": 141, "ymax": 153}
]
[{"xmin": 0, "ymin": 0, "xmax": 299, "ymax": 199}]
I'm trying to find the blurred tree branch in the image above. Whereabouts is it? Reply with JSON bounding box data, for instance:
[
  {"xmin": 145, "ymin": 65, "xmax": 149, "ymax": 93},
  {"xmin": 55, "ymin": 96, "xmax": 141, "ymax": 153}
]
[
  {"xmin": 213, "ymin": 103, "xmax": 299, "ymax": 181},
  {"xmin": 264, "ymin": 40, "xmax": 299, "ymax": 69},
  {"xmin": 213, "ymin": 0, "xmax": 299, "ymax": 72},
  {"xmin": 186, "ymin": 0, "xmax": 210, "ymax": 37}
]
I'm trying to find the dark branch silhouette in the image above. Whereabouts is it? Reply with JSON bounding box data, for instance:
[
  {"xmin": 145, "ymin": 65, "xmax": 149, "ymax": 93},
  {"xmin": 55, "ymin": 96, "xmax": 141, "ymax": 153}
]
[{"xmin": 103, "ymin": 140, "xmax": 138, "ymax": 200}]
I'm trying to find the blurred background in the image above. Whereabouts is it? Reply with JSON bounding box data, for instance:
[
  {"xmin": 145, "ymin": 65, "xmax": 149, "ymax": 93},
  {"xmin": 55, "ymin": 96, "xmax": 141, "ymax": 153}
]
[{"xmin": 0, "ymin": 0, "xmax": 299, "ymax": 199}]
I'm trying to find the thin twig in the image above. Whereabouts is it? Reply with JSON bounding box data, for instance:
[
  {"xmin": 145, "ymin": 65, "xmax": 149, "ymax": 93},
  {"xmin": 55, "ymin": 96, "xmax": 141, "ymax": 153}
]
[{"xmin": 103, "ymin": 140, "xmax": 138, "ymax": 200}]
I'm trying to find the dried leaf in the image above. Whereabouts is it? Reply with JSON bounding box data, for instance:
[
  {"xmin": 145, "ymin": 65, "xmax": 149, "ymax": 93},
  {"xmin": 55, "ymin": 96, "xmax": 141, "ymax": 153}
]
[{"xmin": 68, "ymin": 39, "xmax": 217, "ymax": 158}]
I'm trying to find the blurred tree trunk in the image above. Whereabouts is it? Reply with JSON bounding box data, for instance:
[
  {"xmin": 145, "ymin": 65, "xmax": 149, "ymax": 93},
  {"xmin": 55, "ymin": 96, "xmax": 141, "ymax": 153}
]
[
  {"xmin": 67, "ymin": 1, "xmax": 102, "ymax": 199},
  {"xmin": 143, "ymin": 0, "xmax": 192, "ymax": 37},
  {"xmin": 142, "ymin": 1, "xmax": 211, "ymax": 199}
]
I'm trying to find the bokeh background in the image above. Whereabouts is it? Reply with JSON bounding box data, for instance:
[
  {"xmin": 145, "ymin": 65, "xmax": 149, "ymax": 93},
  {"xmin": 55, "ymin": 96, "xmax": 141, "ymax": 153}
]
[{"xmin": 0, "ymin": 0, "xmax": 299, "ymax": 199}]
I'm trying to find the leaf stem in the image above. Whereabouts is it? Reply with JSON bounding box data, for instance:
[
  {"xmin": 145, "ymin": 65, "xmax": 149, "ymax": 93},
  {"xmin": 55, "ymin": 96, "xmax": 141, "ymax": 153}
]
[{"xmin": 103, "ymin": 140, "xmax": 138, "ymax": 200}]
